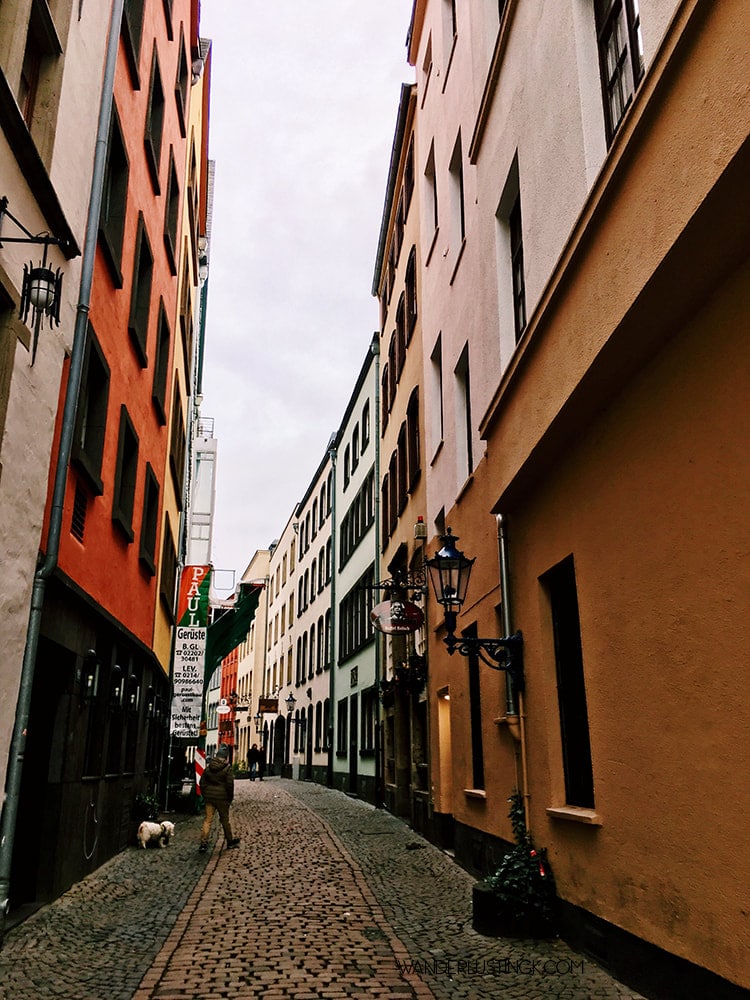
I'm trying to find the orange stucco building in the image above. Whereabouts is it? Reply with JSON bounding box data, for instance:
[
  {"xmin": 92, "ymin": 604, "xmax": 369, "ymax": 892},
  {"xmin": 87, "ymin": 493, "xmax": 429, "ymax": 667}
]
[
  {"xmin": 403, "ymin": 0, "xmax": 749, "ymax": 995},
  {"xmin": 9, "ymin": 0, "xmax": 210, "ymax": 912}
]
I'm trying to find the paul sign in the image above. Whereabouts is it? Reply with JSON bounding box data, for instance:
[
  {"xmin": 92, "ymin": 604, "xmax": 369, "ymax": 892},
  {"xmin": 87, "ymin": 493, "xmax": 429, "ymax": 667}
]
[{"xmin": 370, "ymin": 599, "xmax": 424, "ymax": 635}]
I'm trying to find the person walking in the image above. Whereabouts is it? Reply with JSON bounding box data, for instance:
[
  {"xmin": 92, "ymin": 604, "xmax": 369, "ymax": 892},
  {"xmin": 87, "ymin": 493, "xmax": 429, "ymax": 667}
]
[
  {"xmin": 248, "ymin": 743, "xmax": 259, "ymax": 780},
  {"xmin": 198, "ymin": 745, "xmax": 240, "ymax": 852}
]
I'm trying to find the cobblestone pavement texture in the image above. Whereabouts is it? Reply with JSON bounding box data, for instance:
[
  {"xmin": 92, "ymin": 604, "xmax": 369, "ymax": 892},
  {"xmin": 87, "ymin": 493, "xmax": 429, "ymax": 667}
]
[{"xmin": 0, "ymin": 779, "xmax": 646, "ymax": 1000}]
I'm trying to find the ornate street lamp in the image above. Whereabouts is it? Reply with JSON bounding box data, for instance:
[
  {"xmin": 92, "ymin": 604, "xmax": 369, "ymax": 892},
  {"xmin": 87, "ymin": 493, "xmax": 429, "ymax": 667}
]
[
  {"xmin": 0, "ymin": 197, "xmax": 66, "ymax": 363},
  {"xmin": 426, "ymin": 529, "xmax": 524, "ymax": 691}
]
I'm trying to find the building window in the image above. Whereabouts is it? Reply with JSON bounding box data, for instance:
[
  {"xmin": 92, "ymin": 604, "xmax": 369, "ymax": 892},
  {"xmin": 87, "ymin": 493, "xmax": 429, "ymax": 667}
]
[
  {"xmin": 164, "ymin": 148, "xmax": 180, "ymax": 275},
  {"xmin": 18, "ymin": 1, "xmax": 62, "ymax": 130},
  {"xmin": 388, "ymin": 334, "xmax": 397, "ymax": 404},
  {"xmin": 361, "ymin": 400, "xmax": 370, "ymax": 449},
  {"xmin": 397, "ymin": 424, "xmax": 407, "ymax": 514},
  {"xmin": 336, "ymin": 698, "xmax": 348, "ymax": 756},
  {"xmin": 352, "ymin": 427, "xmax": 360, "ymax": 470},
  {"xmin": 175, "ymin": 27, "xmax": 189, "ymax": 136},
  {"xmin": 338, "ymin": 566, "xmax": 374, "ymax": 663},
  {"xmin": 159, "ymin": 516, "xmax": 177, "ymax": 617},
  {"xmin": 128, "ymin": 213, "xmax": 153, "ymax": 366},
  {"xmin": 496, "ymin": 155, "xmax": 527, "ymax": 352},
  {"xmin": 405, "ymin": 248, "xmax": 417, "ymax": 343},
  {"xmin": 396, "ymin": 295, "xmax": 406, "ymax": 378},
  {"xmin": 424, "ymin": 142, "xmax": 438, "ymax": 238},
  {"xmin": 99, "ymin": 105, "xmax": 129, "ymax": 286},
  {"xmin": 144, "ymin": 45, "xmax": 165, "ymax": 191},
  {"xmin": 455, "ymin": 344, "xmax": 473, "ymax": 480},
  {"xmin": 72, "ymin": 326, "xmax": 110, "ymax": 494},
  {"xmin": 139, "ymin": 464, "xmax": 160, "ymax": 574},
  {"xmin": 429, "ymin": 335, "xmax": 444, "ymax": 455},
  {"xmin": 112, "ymin": 406, "xmax": 139, "ymax": 541},
  {"xmin": 509, "ymin": 194, "xmax": 526, "ymax": 341},
  {"xmin": 162, "ymin": 0, "xmax": 174, "ymax": 38},
  {"xmin": 404, "ymin": 136, "xmax": 415, "ymax": 214},
  {"xmin": 122, "ymin": 0, "xmax": 146, "ymax": 84},
  {"xmin": 543, "ymin": 556, "xmax": 595, "ymax": 808},
  {"xmin": 448, "ymin": 132, "xmax": 466, "ymax": 256},
  {"xmin": 168, "ymin": 381, "xmax": 186, "ymax": 503},
  {"xmin": 595, "ymin": 0, "xmax": 644, "ymax": 144},
  {"xmin": 421, "ymin": 35, "xmax": 433, "ymax": 99},
  {"xmin": 406, "ymin": 387, "xmax": 420, "ymax": 489},
  {"xmin": 381, "ymin": 363, "xmax": 390, "ymax": 431},
  {"xmin": 361, "ymin": 687, "xmax": 376, "ymax": 753},
  {"xmin": 178, "ymin": 251, "xmax": 193, "ymax": 368},
  {"xmin": 151, "ymin": 299, "xmax": 171, "ymax": 424}
]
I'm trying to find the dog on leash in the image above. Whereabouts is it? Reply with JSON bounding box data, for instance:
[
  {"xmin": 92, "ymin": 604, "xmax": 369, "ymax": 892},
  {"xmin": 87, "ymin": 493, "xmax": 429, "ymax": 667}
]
[{"xmin": 137, "ymin": 820, "xmax": 176, "ymax": 849}]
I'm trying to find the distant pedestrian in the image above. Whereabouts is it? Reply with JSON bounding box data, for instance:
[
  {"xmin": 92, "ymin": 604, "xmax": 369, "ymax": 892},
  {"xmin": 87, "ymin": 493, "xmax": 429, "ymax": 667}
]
[
  {"xmin": 257, "ymin": 744, "xmax": 266, "ymax": 781},
  {"xmin": 248, "ymin": 743, "xmax": 259, "ymax": 780},
  {"xmin": 198, "ymin": 745, "xmax": 239, "ymax": 852}
]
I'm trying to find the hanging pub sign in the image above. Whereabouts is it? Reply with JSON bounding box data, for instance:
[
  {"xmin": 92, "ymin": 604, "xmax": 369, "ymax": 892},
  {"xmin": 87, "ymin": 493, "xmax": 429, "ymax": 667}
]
[
  {"xmin": 258, "ymin": 697, "xmax": 278, "ymax": 714},
  {"xmin": 371, "ymin": 599, "xmax": 424, "ymax": 635}
]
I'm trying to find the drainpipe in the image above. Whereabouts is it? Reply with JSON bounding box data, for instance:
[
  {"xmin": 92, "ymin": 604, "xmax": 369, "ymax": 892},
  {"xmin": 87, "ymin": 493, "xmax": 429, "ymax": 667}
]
[
  {"xmin": 326, "ymin": 436, "xmax": 337, "ymax": 788},
  {"xmin": 496, "ymin": 514, "xmax": 530, "ymax": 829},
  {"xmin": 0, "ymin": 0, "xmax": 124, "ymax": 944},
  {"xmin": 370, "ymin": 333, "xmax": 382, "ymax": 807}
]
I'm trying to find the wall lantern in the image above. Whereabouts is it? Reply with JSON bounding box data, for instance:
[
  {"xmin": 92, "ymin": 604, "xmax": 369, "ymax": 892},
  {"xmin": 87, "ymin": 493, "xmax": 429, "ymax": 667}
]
[
  {"xmin": 254, "ymin": 711, "xmax": 263, "ymax": 734},
  {"xmin": 81, "ymin": 649, "xmax": 100, "ymax": 702},
  {"xmin": 0, "ymin": 197, "xmax": 65, "ymax": 363},
  {"xmin": 285, "ymin": 692, "xmax": 296, "ymax": 714},
  {"xmin": 110, "ymin": 664, "xmax": 124, "ymax": 709},
  {"xmin": 426, "ymin": 529, "xmax": 525, "ymax": 691},
  {"xmin": 127, "ymin": 676, "xmax": 140, "ymax": 715}
]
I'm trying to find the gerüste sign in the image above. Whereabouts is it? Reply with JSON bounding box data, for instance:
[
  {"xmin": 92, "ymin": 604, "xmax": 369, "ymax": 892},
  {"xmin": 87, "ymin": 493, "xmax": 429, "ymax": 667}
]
[{"xmin": 170, "ymin": 565, "xmax": 211, "ymax": 739}]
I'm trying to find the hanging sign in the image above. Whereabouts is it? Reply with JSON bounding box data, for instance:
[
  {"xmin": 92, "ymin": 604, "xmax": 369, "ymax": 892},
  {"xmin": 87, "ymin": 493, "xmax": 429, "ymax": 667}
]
[
  {"xmin": 170, "ymin": 565, "xmax": 212, "ymax": 738},
  {"xmin": 370, "ymin": 599, "xmax": 424, "ymax": 635}
]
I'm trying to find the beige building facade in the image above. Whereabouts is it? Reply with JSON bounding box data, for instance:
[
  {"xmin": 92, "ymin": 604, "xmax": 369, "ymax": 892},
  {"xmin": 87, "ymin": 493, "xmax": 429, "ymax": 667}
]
[
  {"xmin": 0, "ymin": 0, "xmax": 111, "ymax": 799},
  {"xmin": 404, "ymin": 0, "xmax": 749, "ymax": 994}
]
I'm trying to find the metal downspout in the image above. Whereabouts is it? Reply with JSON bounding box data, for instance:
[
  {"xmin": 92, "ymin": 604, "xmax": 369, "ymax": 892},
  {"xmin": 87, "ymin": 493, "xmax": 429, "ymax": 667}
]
[
  {"xmin": 370, "ymin": 333, "xmax": 382, "ymax": 807},
  {"xmin": 496, "ymin": 513, "xmax": 530, "ymax": 829},
  {"xmin": 0, "ymin": 0, "xmax": 124, "ymax": 944},
  {"xmin": 326, "ymin": 437, "xmax": 337, "ymax": 788}
]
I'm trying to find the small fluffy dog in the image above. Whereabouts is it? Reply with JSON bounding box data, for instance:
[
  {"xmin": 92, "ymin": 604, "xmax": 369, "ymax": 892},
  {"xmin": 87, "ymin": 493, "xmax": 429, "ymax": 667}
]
[{"xmin": 137, "ymin": 820, "xmax": 175, "ymax": 849}]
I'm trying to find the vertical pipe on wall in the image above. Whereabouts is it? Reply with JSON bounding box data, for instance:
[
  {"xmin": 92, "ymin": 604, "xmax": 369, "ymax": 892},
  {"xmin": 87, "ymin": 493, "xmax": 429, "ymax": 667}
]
[
  {"xmin": 0, "ymin": 0, "xmax": 125, "ymax": 945},
  {"xmin": 370, "ymin": 332, "xmax": 382, "ymax": 807},
  {"xmin": 496, "ymin": 513, "xmax": 530, "ymax": 829},
  {"xmin": 326, "ymin": 436, "xmax": 338, "ymax": 788}
]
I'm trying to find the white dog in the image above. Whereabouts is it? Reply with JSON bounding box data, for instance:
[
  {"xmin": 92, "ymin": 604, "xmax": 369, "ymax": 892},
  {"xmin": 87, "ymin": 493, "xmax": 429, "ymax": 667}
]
[{"xmin": 137, "ymin": 820, "xmax": 175, "ymax": 849}]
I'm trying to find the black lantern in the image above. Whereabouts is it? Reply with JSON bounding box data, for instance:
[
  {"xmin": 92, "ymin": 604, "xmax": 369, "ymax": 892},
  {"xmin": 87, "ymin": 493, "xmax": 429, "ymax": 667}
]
[
  {"xmin": 285, "ymin": 692, "xmax": 296, "ymax": 714},
  {"xmin": 0, "ymin": 197, "xmax": 66, "ymax": 364},
  {"xmin": 426, "ymin": 529, "xmax": 525, "ymax": 691},
  {"xmin": 81, "ymin": 649, "xmax": 100, "ymax": 702},
  {"xmin": 254, "ymin": 711, "xmax": 263, "ymax": 734}
]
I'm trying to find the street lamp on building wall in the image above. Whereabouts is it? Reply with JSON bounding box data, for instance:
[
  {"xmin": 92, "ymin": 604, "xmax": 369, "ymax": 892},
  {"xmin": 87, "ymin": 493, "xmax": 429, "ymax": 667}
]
[
  {"xmin": 426, "ymin": 529, "xmax": 525, "ymax": 692},
  {"xmin": 0, "ymin": 197, "xmax": 66, "ymax": 363}
]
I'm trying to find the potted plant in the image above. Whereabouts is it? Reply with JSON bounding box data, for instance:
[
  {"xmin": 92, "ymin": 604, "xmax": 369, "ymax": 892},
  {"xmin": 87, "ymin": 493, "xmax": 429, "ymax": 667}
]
[
  {"xmin": 133, "ymin": 791, "xmax": 160, "ymax": 823},
  {"xmin": 472, "ymin": 791, "xmax": 558, "ymax": 938}
]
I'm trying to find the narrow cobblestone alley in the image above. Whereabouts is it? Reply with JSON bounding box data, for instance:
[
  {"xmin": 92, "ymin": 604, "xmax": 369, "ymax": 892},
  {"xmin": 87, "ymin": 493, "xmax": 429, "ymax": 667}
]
[{"xmin": 0, "ymin": 780, "xmax": 645, "ymax": 1000}]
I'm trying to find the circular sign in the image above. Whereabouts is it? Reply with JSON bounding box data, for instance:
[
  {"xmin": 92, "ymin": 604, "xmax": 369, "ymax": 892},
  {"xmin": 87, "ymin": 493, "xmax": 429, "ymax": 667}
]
[
  {"xmin": 371, "ymin": 600, "xmax": 424, "ymax": 635},
  {"xmin": 217, "ymin": 704, "xmax": 231, "ymax": 715}
]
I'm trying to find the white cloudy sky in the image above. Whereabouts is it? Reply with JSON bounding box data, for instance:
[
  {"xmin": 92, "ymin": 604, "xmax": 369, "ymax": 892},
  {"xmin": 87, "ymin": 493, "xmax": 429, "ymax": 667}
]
[{"xmin": 198, "ymin": 2, "xmax": 415, "ymax": 591}]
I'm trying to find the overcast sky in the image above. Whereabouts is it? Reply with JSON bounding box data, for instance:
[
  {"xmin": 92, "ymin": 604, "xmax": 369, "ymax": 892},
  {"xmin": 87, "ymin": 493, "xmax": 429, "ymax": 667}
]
[{"xmin": 198, "ymin": 2, "xmax": 414, "ymax": 592}]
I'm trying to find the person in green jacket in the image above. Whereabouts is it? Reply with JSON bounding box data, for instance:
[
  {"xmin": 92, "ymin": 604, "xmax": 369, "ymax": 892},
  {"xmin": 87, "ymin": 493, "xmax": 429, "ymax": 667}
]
[{"xmin": 198, "ymin": 745, "xmax": 240, "ymax": 853}]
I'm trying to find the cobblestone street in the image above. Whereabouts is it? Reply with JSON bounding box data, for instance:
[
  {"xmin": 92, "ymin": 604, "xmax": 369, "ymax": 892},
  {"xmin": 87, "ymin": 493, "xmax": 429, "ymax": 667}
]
[{"xmin": 0, "ymin": 780, "xmax": 645, "ymax": 1000}]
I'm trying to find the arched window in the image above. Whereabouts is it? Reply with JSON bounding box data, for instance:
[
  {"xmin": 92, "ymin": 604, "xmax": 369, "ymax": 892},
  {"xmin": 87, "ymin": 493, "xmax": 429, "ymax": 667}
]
[{"xmin": 361, "ymin": 400, "xmax": 370, "ymax": 448}]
